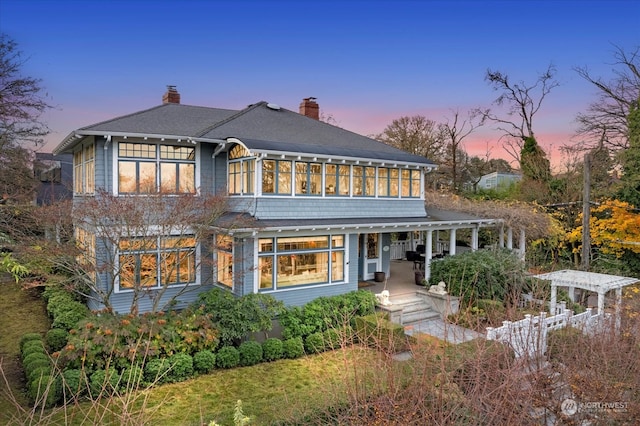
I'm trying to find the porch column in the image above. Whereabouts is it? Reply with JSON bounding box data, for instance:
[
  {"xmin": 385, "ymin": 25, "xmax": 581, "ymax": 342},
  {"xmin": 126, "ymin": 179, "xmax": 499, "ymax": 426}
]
[
  {"xmin": 506, "ymin": 227, "xmax": 513, "ymax": 250},
  {"xmin": 550, "ymin": 283, "xmax": 557, "ymax": 315},
  {"xmin": 519, "ymin": 228, "xmax": 526, "ymax": 261},
  {"xmin": 597, "ymin": 290, "xmax": 605, "ymax": 315},
  {"xmin": 449, "ymin": 229, "xmax": 457, "ymax": 256},
  {"xmin": 499, "ymin": 224, "xmax": 505, "ymax": 248},
  {"xmin": 471, "ymin": 226, "xmax": 479, "ymax": 251},
  {"xmin": 567, "ymin": 286, "xmax": 575, "ymax": 303},
  {"xmin": 425, "ymin": 230, "xmax": 433, "ymax": 281}
]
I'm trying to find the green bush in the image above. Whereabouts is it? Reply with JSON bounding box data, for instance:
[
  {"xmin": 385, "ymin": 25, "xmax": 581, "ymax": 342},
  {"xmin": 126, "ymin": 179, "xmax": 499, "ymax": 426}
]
[
  {"xmin": 45, "ymin": 328, "xmax": 69, "ymax": 352},
  {"xmin": 193, "ymin": 350, "xmax": 216, "ymax": 374},
  {"xmin": 144, "ymin": 358, "xmax": 171, "ymax": 384},
  {"xmin": 61, "ymin": 368, "xmax": 87, "ymax": 400},
  {"xmin": 90, "ymin": 369, "xmax": 120, "ymax": 397},
  {"xmin": 262, "ymin": 338, "xmax": 283, "ymax": 362},
  {"xmin": 355, "ymin": 313, "xmax": 411, "ymax": 353},
  {"xmin": 21, "ymin": 341, "xmax": 47, "ymax": 358},
  {"xmin": 197, "ymin": 288, "xmax": 284, "ymax": 346},
  {"xmin": 28, "ymin": 374, "xmax": 61, "ymax": 408},
  {"xmin": 51, "ymin": 302, "xmax": 89, "ymax": 331},
  {"xmin": 283, "ymin": 337, "xmax": 305, "ymax": 359},
  {"xmin": 166, "ymin": 353, "xmax": 193, "ymax": 382},
  {"xmin": 323, "ymin": 328, "xmax": 342, "ymax": 350},
  {"xmin": 304, "ymin": 332, "xmax": 325, "ymax": 354},
  {"xmin": 238, "ymin": 341, "xmax": 263, "ymax": 367},
  {"xmin": 280, "ymin": 291, "xmax": 377, "ymax": 341},
  {"xmin": 120, "ymin": 365, "xmax": 144, "ymax": 391},
  {"xmin": 429, "ymin": 249, "xmax": 527, "ymax": 304},
  {"xmin": 20, "ymin": 333, "xmax": 44, "ymax": 352},
  {"xmin": 216, "ymin": 346, "xmax": 240, "ymax": 369},
  {"xmin": 28, "ymin": 366, "xmax": 53, "ymax": 384},
  {"xmin": 25, "ymin": 360, "xmax": 52, "ymax": 377},
  {"xmin": 22, "ymin": 352, "xmax": 50, "ymax": 369}
]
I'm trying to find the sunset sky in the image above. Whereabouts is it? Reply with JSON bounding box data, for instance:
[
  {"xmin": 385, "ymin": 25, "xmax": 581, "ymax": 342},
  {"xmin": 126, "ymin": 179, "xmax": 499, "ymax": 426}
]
[{"xmin": 2, "ymin": 0, "xmax": 638, "ymax": 169}]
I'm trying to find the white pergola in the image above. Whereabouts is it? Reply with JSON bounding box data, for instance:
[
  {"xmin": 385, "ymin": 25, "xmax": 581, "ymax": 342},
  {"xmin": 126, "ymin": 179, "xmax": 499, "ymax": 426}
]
[{"xmin": 534, "ymin": 269, "xmax": 639, "ymax": 315}]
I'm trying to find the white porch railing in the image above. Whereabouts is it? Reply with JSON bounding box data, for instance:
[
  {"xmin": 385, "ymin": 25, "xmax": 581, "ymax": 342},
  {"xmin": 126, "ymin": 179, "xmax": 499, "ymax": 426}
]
[
  {"xmin": 486, "ymin": 304, "xmax": 610, "ymax": 358},
  {"xmin": 390, "ymin": 240, "xmax": 413, "ymax": 260}
]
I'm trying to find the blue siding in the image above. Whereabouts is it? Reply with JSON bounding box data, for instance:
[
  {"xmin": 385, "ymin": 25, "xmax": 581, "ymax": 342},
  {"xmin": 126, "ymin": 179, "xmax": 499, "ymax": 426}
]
[{"xmin": 231, "ymin": 197, "xmax": 427, "ymax": 220}]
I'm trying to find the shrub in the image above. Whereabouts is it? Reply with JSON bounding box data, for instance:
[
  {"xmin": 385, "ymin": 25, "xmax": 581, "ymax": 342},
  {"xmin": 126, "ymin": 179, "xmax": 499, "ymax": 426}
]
[
  {"xmin": 21, "ymin": 341, "xmax": 47, "ymax": 358},
  {"xmin": 429, "ymin": 249, "xmax": 527, "ymax": 304},
  {"xmin": 45, "ymin": 328, "xmax": 69, "ymax": 352},
  {"xmin": 20, "ymin": 333, "xmax": 44, "ymax": 352},
  {"xmin": 304, "ymin": 332, "xmax": 325, "ymax": 354},
  {"xmin": 355, "ymin": 313, "xmax": 411, "ymax": 353},
  {"xmin": 238, "ymin": 341, "xmax": 263, "ymax": 367},
  {"xmin": 262, "ymin": 338, "xmax": 283, "ymax": 362},
  {"xmin": 89, "ymin": 369, "xmax": 120, "ymax": 397},
  {"xmin": 144, "ymin": 358, "xmax": 171, "ymax": 384},
  {"xmin": 120, "ymin": 365, "xmax": 144, "ymax": 391},
  {"xmin": 216, "ymin": 346, "xmax": 240, "ymax": 369},
  {"xmin": 197, "ymin": 288, "xmax": 284, "ymax": 346},
  {"xmin": 28, "ymin": 374, "xmax": 61, "ymax": 408},
  {"xmin": 61, "ymin": 368, "xmax": 87, "ymax": 400},
  {"xmin": 193, "ymin": 350, "xmax": 216, "ymax": 374},
  {"xmin": 51, "ymin": 302, "xmax": 89, "ymax": 331},
  {"xmin": 283, "ymin": 337, "xmax": 305, "ymax": 359},
  {"xmin": 22, "ymin": 352, "xmax": 50, "ymax": 369},
  {"xmin": 278, "ymin": 306, "xmax": 312, "ymax": 340},
  {"xmin": 28, "ymin": 366, "xmax": 53, "ymax": 384},
  {"xmin": 323, "ymin": 328, "xmax": 342, "ymax": 350},
  {"xmin": 166, "ymin": 353, "xmax": 193, "ymax": 383},
  {"xmin": 25, "ymin": 360, "xmax": 52, "ymax": 378}
]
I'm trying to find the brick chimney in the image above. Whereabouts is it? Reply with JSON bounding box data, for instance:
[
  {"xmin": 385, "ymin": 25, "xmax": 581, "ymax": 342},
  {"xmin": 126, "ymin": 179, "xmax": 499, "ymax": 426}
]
[
  {"xmin": 162, "ymin": 85, "xmax": 180, "ymax": 104},
  {"xmin": 299, "ymin": 97, "xmax": 319, "ymax": 120}
]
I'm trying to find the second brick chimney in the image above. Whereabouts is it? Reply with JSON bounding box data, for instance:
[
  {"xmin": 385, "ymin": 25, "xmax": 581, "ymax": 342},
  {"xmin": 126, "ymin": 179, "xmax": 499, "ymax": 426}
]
[
  {"xmin": 163, "ymin": 85, "xmax": 180, "ymax": 104},
  {"xmin": 299, "ymin": 97, "xmax": 319, "ymax": 120}
]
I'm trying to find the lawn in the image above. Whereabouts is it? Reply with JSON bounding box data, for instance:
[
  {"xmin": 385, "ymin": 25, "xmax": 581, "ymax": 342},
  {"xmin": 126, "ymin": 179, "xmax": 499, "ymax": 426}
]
[{"xmin": 0, "ymin": 274, "xmax": 51, "ymax": 423}]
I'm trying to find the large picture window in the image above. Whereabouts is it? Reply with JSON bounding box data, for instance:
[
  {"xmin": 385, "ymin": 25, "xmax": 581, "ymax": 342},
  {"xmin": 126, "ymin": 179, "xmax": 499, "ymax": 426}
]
[
  {"xmin": 295, "ymin": 162, "xmax": 322, "ymax": 195},
  {"xmin": 118, "ymin": 142, "xmax": 195, "ymax": 194},
  {"xmin": 118, "ymin": 235, "xmax": 196, "ymax": 290},
  {"xmin": 258, "ymin": 235, "xmax": 345, "ymax": 290},
  {"xmin": 262, "ymin": 159, "xmax": 292, "ymax": 195}
]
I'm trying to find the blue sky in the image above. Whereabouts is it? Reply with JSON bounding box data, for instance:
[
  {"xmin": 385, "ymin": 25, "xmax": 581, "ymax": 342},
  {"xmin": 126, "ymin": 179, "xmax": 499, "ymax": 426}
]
[{"xmin": 2, "ymin": 0, "xmax": 638, "ymax": 168}]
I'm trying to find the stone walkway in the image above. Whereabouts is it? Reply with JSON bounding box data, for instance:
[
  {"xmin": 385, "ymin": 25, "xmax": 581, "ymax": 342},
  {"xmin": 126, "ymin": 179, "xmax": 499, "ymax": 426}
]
[{"xmin": 403, "ymin": 318, "xmax": 483, "ymax": 344}]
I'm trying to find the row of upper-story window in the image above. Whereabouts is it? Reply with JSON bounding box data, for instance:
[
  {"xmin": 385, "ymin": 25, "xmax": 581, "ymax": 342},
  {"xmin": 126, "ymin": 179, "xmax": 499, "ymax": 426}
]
[
  {"xmin": 228, "ymin": 146, "xmax": 423, "ymax": 198},
  {"xmin": 72, "ymin": 141, "xmax": 422, "ymax": 198}
]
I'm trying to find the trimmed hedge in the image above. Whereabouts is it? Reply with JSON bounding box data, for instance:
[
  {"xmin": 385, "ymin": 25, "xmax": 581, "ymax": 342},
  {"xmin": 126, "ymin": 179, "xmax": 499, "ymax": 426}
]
[
  {"xmin": 144, "ymin": 358, "xmax": 171, "ymax": 385},
  {"xmin": 238, "ymin": 341, "xmax": 263, "ymax": 367},
  {"xmin": 45, "ymin": 328, "xmax": 69, "ymax": 352},
  {"xmin": 216, "ymin": 346, "xmax": 240, "ymax": 369},
  {"xmin": 120, "ymin": 366, "xmax": 144, "ymax": 391},
  {"xmin": 20, "ymin": 333, "xmax": 44, "ymax": 352},
  {"xmin": 304, "ymin": 332, "xmax": 325, "ymax": 354},
  {"xmin": 28, "ymin": 374, "xmax": 61, "ymax": 408},
  {"xmin": 283, "ymin": 337, "xmax": 305, "ymax": 359},
  {"xmin": 355, "ymin": 313, "xmax": 411, "ymax": 353},
  {"xmin": 262, "ymin": 338, "xmax": 283, "ymax": 362},
  {"xmin": 89, "ymin": 369, "xmax": 120, "ymax": 397},
  {"xmin": 61, "ymin": 369, "xmax": 88, "ymax": 400},
  {"xmin": 166, "ymin": 353, "xmax": 193, "ymax": 383},
  {"xmin": 193, "ymin": 350, "xmax": 216, "ymax": 374}
]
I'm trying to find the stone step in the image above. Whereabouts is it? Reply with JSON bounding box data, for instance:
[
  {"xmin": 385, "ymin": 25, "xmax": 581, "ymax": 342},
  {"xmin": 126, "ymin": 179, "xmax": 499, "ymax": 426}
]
[{"xmin": 402, "ymin": 307, "xmax": 440, "ymax": 325}]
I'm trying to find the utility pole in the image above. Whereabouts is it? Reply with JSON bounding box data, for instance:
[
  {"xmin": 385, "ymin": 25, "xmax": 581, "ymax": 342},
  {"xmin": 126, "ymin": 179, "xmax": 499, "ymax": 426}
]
[{"xmin": 581, "ymin": 153, "xmax": 591, "ymax": 270}]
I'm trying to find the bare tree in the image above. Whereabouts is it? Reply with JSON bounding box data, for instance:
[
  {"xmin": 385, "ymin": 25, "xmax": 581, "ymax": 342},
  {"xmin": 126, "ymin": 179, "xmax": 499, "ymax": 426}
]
[
  {"xmin": 62, "ymin": 190, "xmax": 249, "ymax": 314},
  {"xmin": 575, "ymin": 45, "xmax": 640, "ymax": 151},
  {"xmin": 479, "ymin": 64, "xmax": 559, "ymax": 163},
  {"xmin": 376, "ymin": 115, "xmax": 446, "ymax": 161},
  {"xmin": 439, "ymin": 109, "xmax": 485, "ymax": 192}
]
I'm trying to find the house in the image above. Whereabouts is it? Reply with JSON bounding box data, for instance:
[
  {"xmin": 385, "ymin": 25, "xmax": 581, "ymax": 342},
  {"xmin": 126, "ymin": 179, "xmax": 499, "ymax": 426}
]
[
  {"xmin": 54, "ymin": 87, "xmax": 511, "ymax": 314},
  {"xmin": 34, "ymin": 152, "xmax": 73, "ymax": 205},
  {"xmin": 477, "ymin": 171, "xmax": 521, "ymax": 191}
]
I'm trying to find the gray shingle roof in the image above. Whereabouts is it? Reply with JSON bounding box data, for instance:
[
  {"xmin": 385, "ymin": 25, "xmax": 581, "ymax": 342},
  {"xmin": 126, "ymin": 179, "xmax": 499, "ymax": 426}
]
[{"xmin": 54, "ymin": 101, "xmax": 436, "ymax": 166}]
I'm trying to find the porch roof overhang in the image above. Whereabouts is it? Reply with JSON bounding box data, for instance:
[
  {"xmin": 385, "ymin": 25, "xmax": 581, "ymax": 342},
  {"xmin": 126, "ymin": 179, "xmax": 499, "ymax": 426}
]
[
  {"xmin": 534, "ymin": 269, "xmax": 639, "ymax": 294},
  {"xmin": 216, "ymin": 210, "xmax": 501, "ymax": 236}
]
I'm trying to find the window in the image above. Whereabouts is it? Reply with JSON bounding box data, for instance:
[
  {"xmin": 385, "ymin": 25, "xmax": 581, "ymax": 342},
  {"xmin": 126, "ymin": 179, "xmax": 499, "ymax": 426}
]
[
  {"xmin": 228, "ymin": 145, "xmax": 255, "ymax": 195},
  {"xmin": 378, "ymin": 168, "xmax": 389, "ymax": 197},
  {"xmin": 75, "ymin": 227, "xmax": 96, "ymax": 281},
  {"xmin": 216, "ymin": 235, "xmax": 233, "ymax": 288},
  {"xmin": 118, "ymin": 235, "xmax": 196, "ymax": 290},
  {"xmin": 325, "ymin": 164, "xmax": 350, "ymax": 196},
  {"xmin": 401, "ymin": 169, "xmax": 421, "ymax": 198},
  {"xmin": 258, "ymin": 235, "xmax": 345, "ymax": 290},
  {"xmin": 353, "ymin": 166, "xmax": 374, "ymax": 196},
  {"xmin": 262, "ymin": 159, "xmax": 292, "ymax": 195},
  {"xmin": 295, "ymin": 162, "xmax": 322, "ymax": 195},
  {"xmin": 118, "ymin": 142, "xmax": 195, "ymax": 194},
  {"xmin": 73, "ymin": 143, "xmax": 95, "ymax": 194}
]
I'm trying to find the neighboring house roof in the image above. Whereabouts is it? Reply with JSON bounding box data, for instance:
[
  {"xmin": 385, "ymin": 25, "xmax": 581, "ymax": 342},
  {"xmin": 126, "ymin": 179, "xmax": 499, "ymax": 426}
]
[
  {"xmin": 34, "ymin": 152, "xmax": 73, "ymax": 205},
  {"xmin": 54, "ymin": 101, "xmax": 436, "ymax": 167}
]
